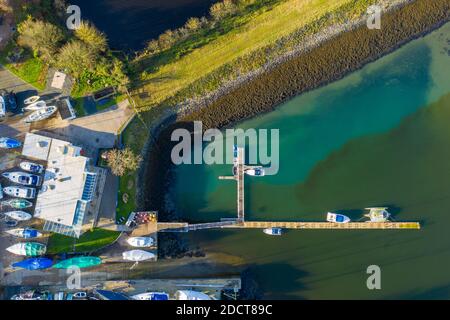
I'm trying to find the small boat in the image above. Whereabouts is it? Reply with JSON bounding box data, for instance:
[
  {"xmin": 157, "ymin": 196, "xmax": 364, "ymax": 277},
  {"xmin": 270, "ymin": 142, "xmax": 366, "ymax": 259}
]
[
  {"xmin": 2, "ymin": 199, "xmax": 33, "ymax": 209},
  {"xmin": 73, "ymin": 292, "xmax": 87, "ymax": 299},
  {"xmin": 23, "ymin": 95, "xmax": 40, "ymax": 105},
  {"xmin": 6, "ymin": 227, "xmax": 42, "ymax": 238},
  {"xmin": 132, "ymin": 292, "xmax": 169, "ymax": 300},
  {"xmin": 24, "ymin": 106, "xmax": 57, "ymax": 123},
  {"xmin": 3, "ymin": 186, "xmax": 36, "ymax": 199},
  {"xmin": 10, "ymin": 290, "xmax": 45, "ymax": 300},
  {"xmin": 4, "ymin": 210, "xmax": 32, "ymax": 221},
  {"xmin": 2, "ymin": 171, "xmax": 42, "ymax": 186},
  {"xmin": 122, "ymin": 250, "xmax": 155, "ymax": 262},
  {"xmin": 12, "ymin": 257, "xmax": 53, "ymax": 270},
  {"xmin": 127, "ymin": 236, "xmax": 154, "ymax": 247},
  {"xmin": 327, "ymin": 212, "xmax": 351, "ymax": 223},
  {"xmin": 263, "ymin": 227, "xmax": 282, "ymax": 236},
  {"xmin": 364, "ymin": 207, "xmax": 391, "ymax": 222},
  {"xmin": 20, "ymin": 161, "xmax": 44, "ymax": 174},
  {"xmin": 6, "ymin": 242, "xmax": 47, "ymax": 256},
  {"xmin": 0, "ymin": 137, "xmax": 21, "ymax": 149},
  {"xmin": 245, "ymin": 167, "xmax": 265, "ymax": 176},
  {"xmin": 175, "ymin": 290, "xmax": 212, "ymax": 301},
  {"xmin": 0, "ymin": 95, "xmax": 5, "ymax": 118},
  {"xmin": 23, "ymin": 100, "xmax": 46, "ymax": 111},
  {"xmin": 52, "ymin": 256, "xmax": 102, "ymax": 269}
]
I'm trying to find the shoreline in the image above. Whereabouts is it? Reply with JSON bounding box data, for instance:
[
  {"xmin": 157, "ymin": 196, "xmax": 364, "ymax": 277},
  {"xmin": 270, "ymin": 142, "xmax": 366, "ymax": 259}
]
[{"xmin": 138, "ymin": 0, "xmax": 449, "ymax": 221}]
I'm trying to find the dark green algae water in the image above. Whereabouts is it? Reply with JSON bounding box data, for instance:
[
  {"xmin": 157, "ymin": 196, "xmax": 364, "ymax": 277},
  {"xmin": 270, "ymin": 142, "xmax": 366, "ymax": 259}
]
[{"xmin": 172, "ymin": 23, "xmax": 450, "ymax": 299}]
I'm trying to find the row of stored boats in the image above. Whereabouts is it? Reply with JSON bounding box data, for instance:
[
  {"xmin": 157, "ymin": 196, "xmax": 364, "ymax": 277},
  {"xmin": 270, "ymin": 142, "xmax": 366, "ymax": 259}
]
[{"xmin": 23, "ymin": 96, "xmax": 58, "ymax": 123}]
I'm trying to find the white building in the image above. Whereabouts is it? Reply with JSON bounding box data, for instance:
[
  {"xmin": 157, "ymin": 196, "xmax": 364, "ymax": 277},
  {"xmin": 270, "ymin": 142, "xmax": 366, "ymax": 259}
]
[{"xmin": 22, "ymin": 133, "xmax": 98, "ymax": 238}]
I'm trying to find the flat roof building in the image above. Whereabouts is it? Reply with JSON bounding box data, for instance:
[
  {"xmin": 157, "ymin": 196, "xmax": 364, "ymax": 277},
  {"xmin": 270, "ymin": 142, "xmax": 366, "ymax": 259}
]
[{"xmin": 22, "ymin": 133, "xmax": 98, "ymax": 238}]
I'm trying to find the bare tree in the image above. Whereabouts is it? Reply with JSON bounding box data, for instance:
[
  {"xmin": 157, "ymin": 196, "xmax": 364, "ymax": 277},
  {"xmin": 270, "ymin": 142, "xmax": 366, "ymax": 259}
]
[{"xmin": 104, "ymin": 148, "xmax": 142, "ymax": 177}]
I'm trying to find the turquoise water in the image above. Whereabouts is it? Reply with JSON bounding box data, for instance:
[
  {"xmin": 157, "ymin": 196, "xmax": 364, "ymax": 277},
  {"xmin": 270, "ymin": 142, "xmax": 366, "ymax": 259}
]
[{"xmin": 174, "ymin": 23, "xmax": 450, "ymax": 299}]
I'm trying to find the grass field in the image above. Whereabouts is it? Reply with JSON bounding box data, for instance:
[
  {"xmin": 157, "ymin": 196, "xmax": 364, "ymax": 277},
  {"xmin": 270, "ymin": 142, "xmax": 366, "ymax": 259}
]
[
  {"xmin": 134, "ymin": 0, "xmax": 359, "ymax": 107},
  {"xmin": 47, "ymin": 229, "xmax": 120, "ymax": 254}
]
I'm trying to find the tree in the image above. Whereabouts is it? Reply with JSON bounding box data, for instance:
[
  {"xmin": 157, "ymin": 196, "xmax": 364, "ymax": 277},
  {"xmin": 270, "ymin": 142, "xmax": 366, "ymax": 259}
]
[
  {"xmin": 210, "ymin": 0, "xmax": 237, "ymax": 20},
  {"xmin": 17, "ymin": 17, "xmax": 65, "ymax": 62},
  {"xmin": 57, "ymin": 40, "xmax": 96, "ymax": 78},
  {"xmin": 74, "ymin": 21, "xmax": 108, "ymax": 53},
  {"xmin": 104, "ymin": 148, "xmax": 142, "ymax": 176},
  {"xmin": 185, "ymin": 17, "xmax": 202, "ymax": 31}
]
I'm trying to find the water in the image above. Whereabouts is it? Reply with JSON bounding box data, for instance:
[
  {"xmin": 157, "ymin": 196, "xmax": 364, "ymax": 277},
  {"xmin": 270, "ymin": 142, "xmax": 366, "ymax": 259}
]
[
  {"xmin": 174, "ymin": 23, "xmax": 450, "ymax": 299},
  {"xmin": 70, "ymin": 0, "xmax": 216, "ymax": 50}
]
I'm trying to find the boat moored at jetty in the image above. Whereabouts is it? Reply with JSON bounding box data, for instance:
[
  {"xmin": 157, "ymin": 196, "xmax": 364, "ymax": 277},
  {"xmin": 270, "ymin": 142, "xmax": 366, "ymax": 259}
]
[
  {"xmin": 175, "ymin": 290, "xmax": 212, "ymax": 300},
  {"xmin": 132, "ymin": 292, "xmax": 169, "ymax": 300},
  {"xmin": 122, "ymin": 250, "xmax": 155, "ymax": 262},
  {"xmin": 327, "ymin": 212, "xmax": 351, "ymax": 223},
  {"xmin": 3, "ymin": 186, "xmax": 36, "ymax": 199},
  {"xmin": 24, "ymin": 106, "xmax": 57, "ymax": 123},
  {"xmin": 2, "ymin": 171, "xmax": 42, "ymax": 186},
  {"xmin": 127, "ymin": 236, "xmax": 154, "ymax": 247},
  {"xmin": 6, "ymin": 227, "xmax": 42, "ymax": 238},
  {"xmin": 2, "ymin": 199, "xmax": 33, "ymax": 209},
  {"xmin": 0, "ymin": 137, "xmax": 21, "ymax": 149},
  {"xmin": 12, "ymin": 258, "xmax": 53, "ymax": 270},
  {"xmin": 245, "ymin": 167, "xmax": 265, "ymax": 176},
  {"xmin": 364, "ymin": 207, "xmax": 391, "ymax": 222},
  {"xmin": 4, "ymin": 210, "xmax": 32, "ymax": 221},
  {"xmin": 6, "ymin": 242, "xmax": 47, "ymax": 256},
  {"xmin": 20, "ymin": 161, "xmax": 44, "ymax": 174},
  {"xmin": 52, "ymin": 256, "xmax": 102, "ymax": 269},
  {"xmin": 263, "ymin": 227, "xmax": 282, "ymax": 236}
]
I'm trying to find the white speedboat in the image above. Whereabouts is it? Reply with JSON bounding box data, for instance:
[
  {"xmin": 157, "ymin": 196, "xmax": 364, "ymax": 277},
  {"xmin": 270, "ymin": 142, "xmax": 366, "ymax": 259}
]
[
  {"xmin": 24, "ymin": 106, "xmax": 57, "ymax": 123},
  {"xmin": 2, "ymin": 171, "xmax": 42, "ymax": 186},
  {"xmin": 6, "ymin": 228, "xmax": 42, "ymax": 238},
  {"xmin": 364, "ymin": 207, "xmax": 391, "ymax": 222},
  {"xmin": 327, "ymin": 212, "xmax": 351, "ymax": 223},
  {"xmin": 20, "ymin": 161, "xmax": 44, "ymax": 174},
  {"xmin": 122, "ymin": 250, "xmax": 155, "ymax": 262},
  {"xmin": 245, "ymin": 167, "xmax": 265, "ymax": 176},
  {"xmin": 127, "ymin": 236, "xmax": 154, "ymax": 247},
  {"xmin": 23, "ymin": 95, "xmax": 40, "ymax": 105},
  {"xmin": 263, "ymin": 227, "xmax": 282, "ymax": 236},
  {"xmin": 132, "ymin": 292, "xmax": 169, "ymax": 300},
  {"xmin": 4, "ymin": 210, "xmax": 32, "ymax": 221},
  {"xmin": 24, "ymin": 100, "xmax": 46, "ymax": 111},
  {"xmin": 6, "ymin": 242, "xmax": 46, "ymax": 256},
  {"xmin": 3, "ymin": 186, "xmax": 36, "ymax": 199},
  {"xmin": 175, "ymin": 290, "xmax": 212, "ymax": 300}
]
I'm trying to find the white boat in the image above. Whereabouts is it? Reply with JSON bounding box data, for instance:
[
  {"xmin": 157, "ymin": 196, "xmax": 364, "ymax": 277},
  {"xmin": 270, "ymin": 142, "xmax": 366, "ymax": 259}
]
[
  {"xmin": 327, "ymin": 212, "xmax": 351, "ymax": 223},
  {"xmin": 0, "ymin": 137, "xmax": 21, "ymax": 149},
  {"xmin": 364, "ymin": 207, "xmax": 391, "ymax": 222},
  {"xmin": 3, "ymin": 186, "xmax": 36, "ymax": 199},
  {"xmin": 127, "ymin": 237, "xmax": 154, "ymax": 247},
  {"xmin": 6, "ymin": 242, "xmax": 46, "ymax": 256},
  {"xmin": 23, "ymin": 95, "xmax": 40, "ymax": 105},
  {"xmin": 132, "ymin": 292, "xmax": 169, "ymax": 300},
  {"xmin": 73, "ymin": 292, "xmax": 87, "ymax": 299},
  {"xmin": 24, "ymin": 106, "xmax": 57, "ymax": 123},
  {"xmin": 24, "ymin": 100, "xmax": 46, "ymax": 111},
  {"xmin": 263, "ymin": 227, "xmax": 282, "ymax": 236},
  {"xmin": 4, "ymin": 210, "xmax": 32, "ymax": 221},
  {"xmin": 2, "ymin": 171, "xmax": 42, "ymax": 186},
  {"xmin": 175, "ymin": 290, "xmax": 212, "ymax": 300},
  {"xmin": 0, "ymin": 95, "xmax": 5, "ymax": 118},
  {"xmin": 122, "ymin": 250, "xmax": 155, "ymax": 262},
  {"xmin": 6, "ymin": 228, "xmax": 42, "ymax": 238},
  {"xmin": 245, "ymin": 167, "xmax": 265, "ymax": 176},
  {"xmin": 0, "ymin": 183, "xmax": 2, "ymax": 200},
  {"xmin": 20, "ymin": 161, "xmax": 44, "ymax": 174}
]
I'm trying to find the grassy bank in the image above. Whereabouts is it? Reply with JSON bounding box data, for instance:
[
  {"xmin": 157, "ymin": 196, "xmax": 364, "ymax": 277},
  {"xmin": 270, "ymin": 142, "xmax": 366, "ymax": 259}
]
[{"xmin": 47, "ymin": 228, "xmax": 120, "ymax": 254}]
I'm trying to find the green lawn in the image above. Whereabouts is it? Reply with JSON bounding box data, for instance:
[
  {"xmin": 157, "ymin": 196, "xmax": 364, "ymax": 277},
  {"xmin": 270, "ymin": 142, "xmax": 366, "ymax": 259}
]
[
  {"xmin": 47, "ymin": 228, "xmax": 120, "ymax": 254},
  {"xmin": 96, "ymin": 94, "xmax": 127, "ymax": 112},
  {"xmin": 0, "ymin": 42, "xmax": 47, "ymax": 90},
  {"xmin": 116, "ymin": 171, "xmax": 137, "ymax": 222}
]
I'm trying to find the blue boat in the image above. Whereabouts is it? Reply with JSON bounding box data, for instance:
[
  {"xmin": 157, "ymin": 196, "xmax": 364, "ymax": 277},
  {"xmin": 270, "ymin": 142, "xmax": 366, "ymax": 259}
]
[
  {"xmin": 12, "ymin": 258, "xmax": 53, "ymax": 270},
  {"xmin": 0, "ymin": 137, "xmax": 21, "ymax": 149}
]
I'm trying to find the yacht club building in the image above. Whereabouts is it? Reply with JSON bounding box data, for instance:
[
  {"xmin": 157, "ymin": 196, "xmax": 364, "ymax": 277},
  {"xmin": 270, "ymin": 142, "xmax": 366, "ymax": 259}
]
[{"xmin": 22, "ymin": 133, "xmax": 99, "ymax": 238}]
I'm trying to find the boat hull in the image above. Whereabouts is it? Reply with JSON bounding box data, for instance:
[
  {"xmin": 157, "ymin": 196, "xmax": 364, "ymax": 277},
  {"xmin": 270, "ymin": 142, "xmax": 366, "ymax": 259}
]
[
  {"xmin": 122, "ymin": 250, "xmax": 155, "ymax": 262},
  {"xmin": 127, "ymin": 237, "xmax": 154, "ymax": 247},
  {"xmin": 6, "ymin": 242, "xmax": 46, "ymax": 256},
  {"xmin": 4, "ymin": 211, "xmax": 32, "ymax": 221},
  {"xmin": 52, "ymin": 256, "xmax": 102, "ymax": 269},
  {"xmin": 2, "ymin": 199, "xmax": 33, "ymax": 209},
  {"xmin": 6, "ymin": 228, "xmax": 41, "ymax": 238},
  {"xmin": 0, "ymin": 137, "xmax": 21, "ymax": 149},
  {"xmin": 20, "ymin": 161, "xmax": 44, "ymax": 174},
  {"xmin": 12, "ymin": 258, "xmax": 53, "ymax": 270}
]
